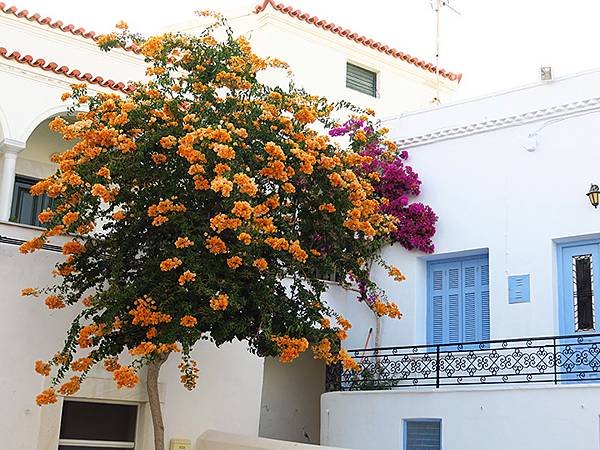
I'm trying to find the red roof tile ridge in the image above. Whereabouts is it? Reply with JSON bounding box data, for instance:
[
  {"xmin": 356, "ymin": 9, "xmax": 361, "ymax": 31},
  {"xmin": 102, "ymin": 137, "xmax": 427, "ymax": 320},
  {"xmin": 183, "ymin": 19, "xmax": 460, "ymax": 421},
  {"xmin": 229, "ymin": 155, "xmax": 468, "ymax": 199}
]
[
  {"xmin": 253, "ymin": 0, "xmax": 461, "ymax": 83},
  {"xmin": 0, "ymin": 46, "xmax": 134, "ymax": 93},
  {"xmin": 0, "ymin": 2, "xmax": 141, "ymax": 54}
]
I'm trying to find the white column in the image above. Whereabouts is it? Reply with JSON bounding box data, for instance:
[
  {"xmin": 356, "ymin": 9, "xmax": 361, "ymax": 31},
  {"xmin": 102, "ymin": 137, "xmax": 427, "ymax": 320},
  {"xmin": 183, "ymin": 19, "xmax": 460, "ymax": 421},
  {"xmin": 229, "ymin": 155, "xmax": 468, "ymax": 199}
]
[{"xmin": 0, "ymin": 139, "xmax": 26, "ymax": 221}]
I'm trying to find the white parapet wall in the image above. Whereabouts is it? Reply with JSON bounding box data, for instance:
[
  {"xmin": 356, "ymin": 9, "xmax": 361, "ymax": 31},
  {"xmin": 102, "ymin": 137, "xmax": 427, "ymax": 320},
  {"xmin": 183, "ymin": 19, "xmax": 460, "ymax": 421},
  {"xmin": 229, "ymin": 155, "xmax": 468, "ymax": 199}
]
[
  {"xmin": 197, "ymin": 430, "xmax": 355, "ymax": 450},
  {"xmin": 321, "ymin": 384, "xmax": 600, "ymax": 450}
]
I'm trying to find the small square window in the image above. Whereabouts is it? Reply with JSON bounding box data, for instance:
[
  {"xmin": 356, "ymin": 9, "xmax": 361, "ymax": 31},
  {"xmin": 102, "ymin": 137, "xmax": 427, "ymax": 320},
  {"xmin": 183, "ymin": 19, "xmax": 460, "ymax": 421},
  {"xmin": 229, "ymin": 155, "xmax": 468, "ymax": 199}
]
[
  {"xmin": 346, "ymin": 63, "xmax": 377, "ymax": 97},
  {"xmin": 58, "ymin": 400, "xmax": 137, "ymax": 449},
  {"xmin": 404, "ymin": 419, "xmax": 441, "ymax": 450}
]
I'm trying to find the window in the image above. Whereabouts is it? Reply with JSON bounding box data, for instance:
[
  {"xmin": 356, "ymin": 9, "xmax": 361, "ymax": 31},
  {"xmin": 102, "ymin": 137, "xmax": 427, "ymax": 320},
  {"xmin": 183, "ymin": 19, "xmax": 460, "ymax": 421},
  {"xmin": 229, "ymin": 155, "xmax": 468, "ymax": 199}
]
[
  {"xmin": 404, "ymin": 419, "xmax": 441, "ymax": 450},
  {"xmin": 573, "ymin": 254, "xmax": 595, "ymax": 331},
  {"xmin": 10, "ymin": 175, "xmax": 52, "ymax": 227},
  {"xmin": 427, "ymin": 255, "xmax": 490, "ymax": 345},
  {"xmin": 346, "ymin": 62, "xmax": 377, "ymax": 97},
  {"xmin": 58, "ymin": 400, "xmax": 137, "ymax": 450}
]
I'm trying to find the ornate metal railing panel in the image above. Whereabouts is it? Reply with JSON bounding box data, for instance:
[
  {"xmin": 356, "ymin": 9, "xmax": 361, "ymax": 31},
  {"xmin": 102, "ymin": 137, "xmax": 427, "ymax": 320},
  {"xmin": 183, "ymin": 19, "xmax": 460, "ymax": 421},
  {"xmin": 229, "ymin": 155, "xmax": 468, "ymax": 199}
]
[{"xmin": 325, "ymin": 334, "xmax": 600, "ymax": 392}]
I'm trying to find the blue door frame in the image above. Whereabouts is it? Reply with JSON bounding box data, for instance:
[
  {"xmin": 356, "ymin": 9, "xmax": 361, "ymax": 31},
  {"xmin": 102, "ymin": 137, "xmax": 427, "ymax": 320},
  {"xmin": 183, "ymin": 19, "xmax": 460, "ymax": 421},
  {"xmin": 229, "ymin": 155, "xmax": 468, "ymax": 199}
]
[{"xmin": 557, "ymin": 239, "xmax": 600, "ymax": 381}]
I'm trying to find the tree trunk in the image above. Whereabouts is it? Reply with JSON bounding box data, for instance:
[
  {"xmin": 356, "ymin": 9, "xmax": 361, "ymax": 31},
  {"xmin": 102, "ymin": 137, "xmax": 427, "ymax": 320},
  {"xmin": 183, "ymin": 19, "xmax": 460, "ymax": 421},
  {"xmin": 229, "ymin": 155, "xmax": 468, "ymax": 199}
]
[{"xmin": 147, "ymin": 354, "xmax": 169, "ymax": 450}]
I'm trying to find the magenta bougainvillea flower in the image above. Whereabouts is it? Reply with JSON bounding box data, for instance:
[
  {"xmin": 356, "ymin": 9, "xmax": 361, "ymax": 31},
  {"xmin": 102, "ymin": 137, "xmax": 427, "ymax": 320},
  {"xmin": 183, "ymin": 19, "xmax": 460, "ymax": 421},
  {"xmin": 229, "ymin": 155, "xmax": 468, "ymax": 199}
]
[{"xmin": 330, "ymin": 119, "xmax": 437, "ymax": 254}]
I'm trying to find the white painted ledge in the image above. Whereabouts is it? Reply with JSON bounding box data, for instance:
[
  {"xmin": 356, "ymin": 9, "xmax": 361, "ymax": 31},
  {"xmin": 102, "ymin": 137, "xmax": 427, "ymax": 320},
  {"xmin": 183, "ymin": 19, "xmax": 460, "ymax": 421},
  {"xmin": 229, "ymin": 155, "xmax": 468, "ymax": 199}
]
[{"xmin": 197, "ymin": 430, "xmax": 355, "ymax": 450}]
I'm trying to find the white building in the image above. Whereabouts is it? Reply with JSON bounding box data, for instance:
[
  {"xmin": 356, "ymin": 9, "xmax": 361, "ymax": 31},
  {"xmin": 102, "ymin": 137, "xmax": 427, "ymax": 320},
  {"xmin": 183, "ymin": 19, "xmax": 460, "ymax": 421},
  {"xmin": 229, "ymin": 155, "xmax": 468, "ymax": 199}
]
[
  {"xmin": 0, "ymin": 1, "xmax": 459, "ymax": 449},
  {"xmin": 323, "ymin": 69, "xmax": 600, "ymax": 450}
]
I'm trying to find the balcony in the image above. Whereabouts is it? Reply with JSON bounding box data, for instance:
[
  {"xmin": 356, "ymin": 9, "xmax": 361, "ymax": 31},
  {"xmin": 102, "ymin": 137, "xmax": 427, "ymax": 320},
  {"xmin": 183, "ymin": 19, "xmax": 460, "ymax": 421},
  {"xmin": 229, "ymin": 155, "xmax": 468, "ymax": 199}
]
[{"xmin": 326, "ymin": 333, "xmax": 600, "ymax": 391}]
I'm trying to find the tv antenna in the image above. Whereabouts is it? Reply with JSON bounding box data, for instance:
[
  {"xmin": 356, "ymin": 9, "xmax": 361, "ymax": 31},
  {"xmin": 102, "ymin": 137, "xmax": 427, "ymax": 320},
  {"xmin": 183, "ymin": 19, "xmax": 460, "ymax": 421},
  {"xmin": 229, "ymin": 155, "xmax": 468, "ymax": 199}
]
[{"xmin": 430, "ymin": 0, "xmax": 461, "ymax": 103}]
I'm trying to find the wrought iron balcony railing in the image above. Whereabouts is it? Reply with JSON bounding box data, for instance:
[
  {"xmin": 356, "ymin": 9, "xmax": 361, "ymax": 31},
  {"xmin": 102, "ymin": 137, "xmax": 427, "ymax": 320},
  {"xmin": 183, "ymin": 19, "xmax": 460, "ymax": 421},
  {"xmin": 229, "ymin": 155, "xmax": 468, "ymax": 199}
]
[{"xmin": 326, "ymin": 333, "xmax": 600, "ymax": 392}]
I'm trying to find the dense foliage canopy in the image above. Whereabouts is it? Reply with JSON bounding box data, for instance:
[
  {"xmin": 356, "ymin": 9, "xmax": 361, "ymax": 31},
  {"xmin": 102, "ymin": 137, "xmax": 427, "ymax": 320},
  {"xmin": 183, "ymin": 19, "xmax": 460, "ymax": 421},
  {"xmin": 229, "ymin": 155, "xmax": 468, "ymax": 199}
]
[{"xmin": 20, "ymin": 15, "xmax": 434, "ymax": 406}]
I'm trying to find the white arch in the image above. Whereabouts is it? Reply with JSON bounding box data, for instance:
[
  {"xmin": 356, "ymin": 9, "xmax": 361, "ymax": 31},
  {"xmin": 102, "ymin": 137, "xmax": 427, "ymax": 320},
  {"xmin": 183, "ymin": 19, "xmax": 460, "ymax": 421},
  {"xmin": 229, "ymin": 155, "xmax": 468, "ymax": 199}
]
[{"xmin": 18, "ymin": 103, "xmax": 85, "ymax": 142}]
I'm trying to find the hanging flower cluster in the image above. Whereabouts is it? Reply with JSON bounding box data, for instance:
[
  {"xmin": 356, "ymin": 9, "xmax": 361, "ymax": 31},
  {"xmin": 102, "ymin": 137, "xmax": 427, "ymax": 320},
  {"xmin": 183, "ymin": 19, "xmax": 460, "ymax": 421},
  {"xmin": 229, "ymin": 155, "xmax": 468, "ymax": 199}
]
[
  {"xmin": 329, "ymin": 118, "xmax": 437, "ymax": 253},
  {"xmin": 21, "ymin": 15, "xmax": 413, "ymax": 405}
]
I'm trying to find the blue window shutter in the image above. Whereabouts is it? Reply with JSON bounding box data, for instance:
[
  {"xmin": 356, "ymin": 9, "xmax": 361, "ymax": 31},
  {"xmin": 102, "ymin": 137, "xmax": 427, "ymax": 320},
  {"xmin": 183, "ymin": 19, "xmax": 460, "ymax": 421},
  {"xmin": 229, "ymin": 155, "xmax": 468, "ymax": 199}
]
[
  {"xmin": 428, "ymin": 261, "xmax": 461, "ymax": 344},
  {"xmin": 462, "ymin": 258, "xmax": 490, "ymax": 342},
  {"xmin": 430, "ymin": 266, "xmax": 444, "ymax": 345},
  {"xmin": 405, "ymin": 420, "xmax": 441, "ymax": 450},
  {"xmin": 481, "ymin": 263, "xmax": 490, "ymax": 340},
  {"xmin": 447, "ymin": 263, "xmax": 461, "ymax": 343}
]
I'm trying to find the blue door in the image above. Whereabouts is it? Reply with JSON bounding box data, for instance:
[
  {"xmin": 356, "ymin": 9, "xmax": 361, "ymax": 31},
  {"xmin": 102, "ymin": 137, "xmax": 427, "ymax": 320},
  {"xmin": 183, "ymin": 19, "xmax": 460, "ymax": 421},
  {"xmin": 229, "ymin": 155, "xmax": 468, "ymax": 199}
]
[{"xmin": 559, "ymin": 242, "xmax": 600, "ymax": 381}]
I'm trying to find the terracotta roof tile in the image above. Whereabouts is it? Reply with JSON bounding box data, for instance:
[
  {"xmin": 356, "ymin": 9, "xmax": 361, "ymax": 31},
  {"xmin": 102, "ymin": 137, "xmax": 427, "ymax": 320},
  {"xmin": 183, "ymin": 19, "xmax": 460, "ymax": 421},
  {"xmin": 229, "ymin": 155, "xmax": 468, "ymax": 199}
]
[
  {"xmin": 0, "ymin": 2, "xmax": 140, "ymax": 53},
  {"xmin": 0, "ymin": 47, "xmax": 133, "ymax": 93},
  {"xmin": 254, "ymin": 0, "xmax": 461, "ymax": 83}
]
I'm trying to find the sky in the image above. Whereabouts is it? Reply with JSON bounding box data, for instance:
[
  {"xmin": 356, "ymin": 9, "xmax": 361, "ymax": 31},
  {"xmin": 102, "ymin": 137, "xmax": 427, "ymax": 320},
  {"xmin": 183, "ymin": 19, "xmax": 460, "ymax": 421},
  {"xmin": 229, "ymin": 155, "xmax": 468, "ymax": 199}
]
[{"xmin": 9, "ymin": 0, "xmax": 600, "ymax": 100}]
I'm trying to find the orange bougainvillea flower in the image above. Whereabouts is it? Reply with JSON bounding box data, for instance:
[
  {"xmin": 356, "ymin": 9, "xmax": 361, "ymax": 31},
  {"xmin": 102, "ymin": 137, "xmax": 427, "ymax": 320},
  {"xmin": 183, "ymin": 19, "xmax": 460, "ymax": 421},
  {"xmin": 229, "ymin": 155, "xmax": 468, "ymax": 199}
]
[
  {"xmin": 294, "ymin": 108, "xmax": 317, "ymax": 124},
  {"xmin": 253, "ymin": 258, "xmax": 268, "ymax": 271},
  {"xmin": 129, "ymin": 296, "xmax": 172, "ymax": 327},
  {"xmin": 62, "ymin": 241, "xmax": 86, "ymax": 255},
  {"xmin": 271, "ymin": 335, "xmax": 309, "ymax": 363},
  {"xmin": 19, "ymin": 237, "xmax": 45, "ymax": 254},
  {"xmin": 160, "ymin": 257, "xmax": 183, "ymax": 271},
  {"xmin": 71, "ymin": 357, "xmax": 93, "ymax": 372},
  {"xmin": 21, "ymin": 288, "xmax": 39, "ymax": 297},
  {"xmin": 237, "ymin": 232, "xmax": 252, "ymax": 245},
  {"xmin": 112, "ymin": 210, "xmax": 126, "ymax": 221},
  {"xmin": 388, "ymin": 266, "xmax": 406, "ymax": 282},
  {"xmin": 103, "ymin": 357, "xmax": 121, "ymax": 372},
  {"xmin": 205, "ymin": 236, "xmax": 227, "ymax": 254},
  {"xmin": 226, "ymin": 256, "xmax": 243, "ymax": 269},
  {"xmin": 113, "ymin": 366, "xmax": 139, "ymax": 388},
  {"xmin": 178, "ymin": 270, "xmax": 196, "ymax": 286},
  {"xmin": 210, "ymin": 293, "xmax": 229, "ymax": 311},
  {"xmin": 336, "ymin": 315, "xmax": 352, "ymax": 330},
  {"xmin": 58, "ymin": 376, "xmax": 81, "ymax": 395},
  {"xmin": 45, "ymin": 295, "xmax": 66, "ymax": 309},
  {"xmin": 175, "ymin": 237, "xmax": 194, "ymax": 248},
  {"xmin": 129, "ymin": 341, "xmax": 157, "ymax": 356},
  {"xmin": 36, "ymin": 388, "xmax": 57, "ymax": 406},
  {"xmin": 180, "ymin": 315, "xmax": 197, "ymax": 327},
  {"xmin": 34, "ymin": 360, "xmax": 51, "ymax": 376},
  {"xmin": 151, "ymin": 153, "xmax": 168, "ymax": 164},
  {"xmin": 159, "ymin": 135, "xmax": 177, "ymax": 149},
  {"xmin": 231, "ymin": 201, "xmax": 253, "ymax": 219},
  {"xmin": 338, "ymin": 349, "xmax": 360, "ymax": 371}
]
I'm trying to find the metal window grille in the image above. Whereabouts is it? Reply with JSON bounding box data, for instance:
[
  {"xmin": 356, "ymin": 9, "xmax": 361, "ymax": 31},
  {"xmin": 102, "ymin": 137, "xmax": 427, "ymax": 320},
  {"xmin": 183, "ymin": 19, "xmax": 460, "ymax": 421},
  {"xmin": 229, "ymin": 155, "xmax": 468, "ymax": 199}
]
[{"xmin": 573, "ymin": 254, "xmax": 595, "ymax": 331}]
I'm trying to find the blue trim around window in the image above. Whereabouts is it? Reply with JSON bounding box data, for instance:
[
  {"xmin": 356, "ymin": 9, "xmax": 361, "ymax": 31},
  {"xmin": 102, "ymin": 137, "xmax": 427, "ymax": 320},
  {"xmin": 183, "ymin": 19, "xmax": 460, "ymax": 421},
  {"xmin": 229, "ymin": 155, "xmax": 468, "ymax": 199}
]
[{"xmin": 556, "ymin": 238, "xmax": 600, "ymax": 336}]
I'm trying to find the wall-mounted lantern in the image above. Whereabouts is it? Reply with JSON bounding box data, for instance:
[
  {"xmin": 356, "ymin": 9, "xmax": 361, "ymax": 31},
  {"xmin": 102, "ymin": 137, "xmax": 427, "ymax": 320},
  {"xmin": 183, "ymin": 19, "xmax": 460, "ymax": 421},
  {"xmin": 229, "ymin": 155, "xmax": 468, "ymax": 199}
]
[{"xmin": 587, "ymin": 184, "xmax": 600, "ymax": 208}]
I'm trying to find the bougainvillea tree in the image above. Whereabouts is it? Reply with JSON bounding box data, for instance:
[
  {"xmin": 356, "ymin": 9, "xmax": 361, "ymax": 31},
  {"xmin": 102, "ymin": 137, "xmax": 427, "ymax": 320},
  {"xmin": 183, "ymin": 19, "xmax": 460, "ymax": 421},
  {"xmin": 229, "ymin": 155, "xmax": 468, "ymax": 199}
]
[{"xmin": 19, "ymin": 14, "xmax": 434, "ymax": 450}]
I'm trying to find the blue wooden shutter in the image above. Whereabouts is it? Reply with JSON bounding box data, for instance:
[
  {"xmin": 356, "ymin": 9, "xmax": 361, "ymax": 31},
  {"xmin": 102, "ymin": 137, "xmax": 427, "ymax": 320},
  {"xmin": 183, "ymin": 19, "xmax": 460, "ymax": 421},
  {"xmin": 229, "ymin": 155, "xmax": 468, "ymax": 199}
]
[
  {"xmin": 447, "ymin": 263, "xmax": 461, "ymax": 343},
  {"xmin": 462, "ymin": 257, "xmax": 490, "ymax": 342},
  {"xmin": 405, "ymin": 420, "xmax": 441, "ymax": 450},
  {"xmin": 481, "ymin": 262, "xmax": 490, "ymax": 340},
  {"xmin": 430, "ymin": 265, "xmax": 444, "ymax": 345},
  {"xmin": 428, "ymin": 261, "xmax": 461, "ymax": 344}
]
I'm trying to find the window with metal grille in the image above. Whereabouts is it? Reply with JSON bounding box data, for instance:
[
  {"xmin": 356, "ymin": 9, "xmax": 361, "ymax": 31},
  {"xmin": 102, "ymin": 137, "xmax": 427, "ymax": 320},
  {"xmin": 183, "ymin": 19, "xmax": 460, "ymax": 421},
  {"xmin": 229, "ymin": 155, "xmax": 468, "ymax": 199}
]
[
  {"xmin": 10, "ymin": 175, "xmax": 52, "ymax": 227},
  {"xmin": 58, "ymin": 400, "xmax": 137, "ymax": 450},
  {"xmin": 404, "ymin": 419, "xmax": 441, "ymax": 450},
  {"xmin": 573, "ymin": 254, "xmax": 595, "ymax": 331},
  {"xmin": 346, "ymin": 63, "xmax": 377, "ymax": 97}
]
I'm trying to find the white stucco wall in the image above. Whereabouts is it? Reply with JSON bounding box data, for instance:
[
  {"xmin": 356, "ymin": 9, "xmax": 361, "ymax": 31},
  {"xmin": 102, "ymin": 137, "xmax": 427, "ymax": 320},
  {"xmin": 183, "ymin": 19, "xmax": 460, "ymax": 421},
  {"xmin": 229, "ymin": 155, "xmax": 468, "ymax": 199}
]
[
  {"xmin": 320, "ymin": 68, "xmax": 600, "ymax": 450},
  {"xmin": 365, "ymin": 68, "xmax": 600, "ymax": 347},
  {"xmin": 0, "ymin": 6, "xmax": 458, "ymax": 449},
  {"xmin": 0, "ymin": 220, "xmax": 265, "ymax": 450},
  {"xmin": 322, "ymin": 384, "xmax": 600, "ymax": 450}
]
